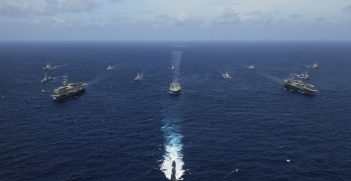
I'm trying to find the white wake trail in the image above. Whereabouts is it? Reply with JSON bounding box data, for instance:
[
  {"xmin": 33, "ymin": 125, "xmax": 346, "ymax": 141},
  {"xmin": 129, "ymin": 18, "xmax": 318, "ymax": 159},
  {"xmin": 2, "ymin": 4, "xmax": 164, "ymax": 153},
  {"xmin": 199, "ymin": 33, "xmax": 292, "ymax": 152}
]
[
  {"xmin": 160, "ymin": 121, "xmax": 185, "ymax": 180},
  {"xmin": 171, "ymin": 51, "xmax": 182, "ymax": 82},
  {"xmin": 160, "ymin": 51, "xmax": 185, "ymax": 181},
  {"xmin": 86, "ymin": 64, "xmax": 119, "ymax": 86}
]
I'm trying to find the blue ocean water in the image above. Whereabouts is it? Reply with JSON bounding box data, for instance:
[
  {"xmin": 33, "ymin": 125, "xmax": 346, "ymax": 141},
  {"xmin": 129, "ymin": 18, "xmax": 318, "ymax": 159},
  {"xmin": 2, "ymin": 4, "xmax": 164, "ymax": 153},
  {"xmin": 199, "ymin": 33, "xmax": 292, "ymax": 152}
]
[{"xmin": 0, "ymin": 42, "xmax": 351, "ymax": 181}]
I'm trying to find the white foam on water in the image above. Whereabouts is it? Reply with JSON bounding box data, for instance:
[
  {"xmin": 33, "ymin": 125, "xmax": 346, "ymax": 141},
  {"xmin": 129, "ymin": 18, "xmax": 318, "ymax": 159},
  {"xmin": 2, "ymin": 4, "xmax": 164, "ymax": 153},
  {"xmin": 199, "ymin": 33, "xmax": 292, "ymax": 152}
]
[
  {"xmin": 86, "ymin": 71, "xmax": 110, "ymax": 86},
  {"xmin": 52, "ymin": 63, "xmax": 70, "ymax": 69},
  {"xmin": 160, "ymin": 123, "xmax": 185, "ymax": 180}
]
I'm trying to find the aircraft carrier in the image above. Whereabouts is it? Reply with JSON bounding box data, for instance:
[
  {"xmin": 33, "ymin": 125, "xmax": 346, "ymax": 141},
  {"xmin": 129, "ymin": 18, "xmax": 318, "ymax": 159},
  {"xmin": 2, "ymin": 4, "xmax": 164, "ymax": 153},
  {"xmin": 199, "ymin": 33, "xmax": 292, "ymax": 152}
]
[
  {"xmin": 283, "ymin": 77, "xmax": 318, "ymax": 96},
  {"xmin": 51, "ymin": 76, "xmax": 86, "ymax": 101}
]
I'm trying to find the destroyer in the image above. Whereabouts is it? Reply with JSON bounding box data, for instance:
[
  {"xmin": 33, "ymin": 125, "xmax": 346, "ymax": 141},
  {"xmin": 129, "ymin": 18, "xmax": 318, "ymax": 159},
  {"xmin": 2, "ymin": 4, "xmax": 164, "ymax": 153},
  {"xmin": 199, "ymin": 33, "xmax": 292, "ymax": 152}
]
[
  {"xmin": 43, "ymin": 62, "xmax": 53, "ymax": 70},
  {"xmin": 134, "ymin": 73, "xmax": 143, "ymax": 81},
  {"xmin": 311, "ymin": 62, "xmax": 319, "ymax": 69},
  {"xmin": 51, "ymin": 76, "xmax": 86, "ymax": 101},
  {"xmin": 169, "ymin": 82, "xmax": 182, "ymax": 95},
  {"xmin": 283, "ymin": 77, "xmax": 318, "ymax": 96},
  {"xmin": 171, "ymin": 161, "xmax": 177, "ymax": 181},
  {"xmin": 106, "ymin": 65, "xmax": 113, "ymax": 71},
  {"xmin": 222, "ymin": 72, "xmax": 231, "ymax": 80},
  {"xmin": 298, "ymin": 71, "xmax": 309, "ymax": 80},
  {"xmin": 41, "ymin": 72, "xmax": 54, "ymax": 84},
  {"xmin": 248, "ymin": 64, "xmax": 255, "ymax": 70}
]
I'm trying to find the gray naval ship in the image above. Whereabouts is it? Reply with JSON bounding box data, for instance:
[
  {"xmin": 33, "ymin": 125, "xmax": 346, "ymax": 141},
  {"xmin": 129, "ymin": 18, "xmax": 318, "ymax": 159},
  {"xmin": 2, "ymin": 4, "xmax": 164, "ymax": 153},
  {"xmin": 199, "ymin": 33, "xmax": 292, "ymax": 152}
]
[
  {"xmin": 41, "ymin": 72, "xmax": 54, "ymax": 84},
  {"xmin": 283, "ymin": 77, "xmax": 318, "ymax": 96},
  {"xmin": 171, "ymin": 161, "xmax": 177, "ymax": 181},
  {"xmin": 169, "ymin": 82, "xmax": 182, "ymax": 95},
  {"xmin": 51, "ymin": 76, "xmax": 86, "ymax": 101}
]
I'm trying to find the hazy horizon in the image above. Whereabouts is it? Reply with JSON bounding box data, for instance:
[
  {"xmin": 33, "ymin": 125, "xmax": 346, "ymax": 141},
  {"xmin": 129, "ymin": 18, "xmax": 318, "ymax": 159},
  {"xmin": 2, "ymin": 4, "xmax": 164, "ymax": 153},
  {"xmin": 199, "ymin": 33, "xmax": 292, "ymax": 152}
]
[{"xmin": 1, "ymin": 0, "xmax": 351, "ymax": 41}]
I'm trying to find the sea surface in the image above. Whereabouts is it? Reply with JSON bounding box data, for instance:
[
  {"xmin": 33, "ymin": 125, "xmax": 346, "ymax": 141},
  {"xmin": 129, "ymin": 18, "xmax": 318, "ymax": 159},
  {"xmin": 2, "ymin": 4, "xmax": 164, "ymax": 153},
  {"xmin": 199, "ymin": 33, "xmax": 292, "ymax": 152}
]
[{"xmin": 0, "ymin": 41, "xmax": 350, "ymax": 181}]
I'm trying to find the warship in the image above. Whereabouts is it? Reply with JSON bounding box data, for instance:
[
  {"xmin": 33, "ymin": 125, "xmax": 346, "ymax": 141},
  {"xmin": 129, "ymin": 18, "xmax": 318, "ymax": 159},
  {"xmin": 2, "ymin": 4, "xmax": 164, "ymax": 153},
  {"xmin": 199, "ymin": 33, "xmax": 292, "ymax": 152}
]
[
  {"xmin": 106, "ymin": 65, "xmax": 113, "ymax": 71},
  {"xmin": 171, "ymin": 161, "xmax": 177, "ymax": 181},
  {"xmin": 169, "ymin": 82, "xmax": 182, "ymax": 95},
  {"xmin": 311, "ymin": 62, "xmax": 319, "ymax": 69},
  {"xmin": 248, "ymin": 64, "xmax": 255, "ymax": 70},
  {"xmin": 298, "ymin": 71, "xmax": 310, "ymax": 80},
  {"xmin": 51, "ymin": 76, "xmax": 86, "ymax": 101},
  {"xmin": 134, "ymin": 73, "xmax": 143, "ymax": 81},
  {"xmin": 222, "ymin": 72, "xmax": 231, "ymax": 80},
  {"xmin": 43, "ymin": 62, "xmax": 53, "ymax": 70},
  {"xmin": 283, "ymin": 77, "xmax": 318, "ymax": 96},
  {"xmin": 41, "ymin": 72, "xmax": 54, "ymax": 84}
]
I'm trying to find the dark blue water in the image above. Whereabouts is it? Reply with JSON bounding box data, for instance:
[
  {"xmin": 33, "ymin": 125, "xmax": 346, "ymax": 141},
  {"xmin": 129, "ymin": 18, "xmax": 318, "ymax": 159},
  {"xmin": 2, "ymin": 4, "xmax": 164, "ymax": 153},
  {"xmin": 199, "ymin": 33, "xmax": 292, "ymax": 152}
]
[{"xmin": 1, "ymin": 42, "xmax": 350, "ymax": 181}]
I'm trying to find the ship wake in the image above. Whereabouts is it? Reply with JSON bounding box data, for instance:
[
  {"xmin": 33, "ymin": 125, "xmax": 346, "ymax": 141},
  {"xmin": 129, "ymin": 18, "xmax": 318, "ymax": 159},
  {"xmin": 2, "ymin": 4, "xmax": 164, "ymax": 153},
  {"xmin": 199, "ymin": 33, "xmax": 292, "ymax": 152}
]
[
  {"xmin": 258, "ymin": 72, "xmax": 282, "ymax": 84},
  {"xmin": 171, "ymin": 51, "xmax": 182, "ymax": 82},
  {"xmin": 160, "ymin": 51, "xmax": 185, "ymax": 181},
  {"xmin": 86, "ymin": 64, "xmax": 119, "ymax": 86},
  {"xmin": 160, "ymin": 115, "xmax": 185, "ymax": 180},
  {"xmin": 51, "ymin": 63, "xmax": 71, "ymax": 70}
]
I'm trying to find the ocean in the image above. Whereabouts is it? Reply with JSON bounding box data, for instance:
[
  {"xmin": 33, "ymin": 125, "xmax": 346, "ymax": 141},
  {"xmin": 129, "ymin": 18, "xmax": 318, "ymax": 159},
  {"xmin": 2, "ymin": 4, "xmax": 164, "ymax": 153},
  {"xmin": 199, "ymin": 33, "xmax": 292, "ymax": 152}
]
[{"xmin": 0, "ymin": 41, "xmax": 350, "ymax": 181}]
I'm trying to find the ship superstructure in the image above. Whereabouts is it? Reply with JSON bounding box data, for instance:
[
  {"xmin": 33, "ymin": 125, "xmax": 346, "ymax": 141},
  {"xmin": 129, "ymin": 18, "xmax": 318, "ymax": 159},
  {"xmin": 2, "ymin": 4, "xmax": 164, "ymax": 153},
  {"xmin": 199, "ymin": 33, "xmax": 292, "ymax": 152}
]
[
  {"xmin": 134, "ymin": 73, "xmax": 143, "ymax": 81},
  {"xmin": 169, "ymin": 82, "xmax": 182, "ymax": 95},
  {"xmin": 222, "ymin": 72, "xmax": 231, "ymax": 80},
  {"xmin": 248, "ymin": 65, "xmax": 255, "ymax": 70},
  {"xmin": 106, "ymin": 65, "xmax": 113, "ymax": 71},
  {"xmin": 311, "ymin": 62, "xmax": 319, "ymax": 69},
  {"xmin": 298, "ymin": 71, "xmax": 310, "ymax": 80}
]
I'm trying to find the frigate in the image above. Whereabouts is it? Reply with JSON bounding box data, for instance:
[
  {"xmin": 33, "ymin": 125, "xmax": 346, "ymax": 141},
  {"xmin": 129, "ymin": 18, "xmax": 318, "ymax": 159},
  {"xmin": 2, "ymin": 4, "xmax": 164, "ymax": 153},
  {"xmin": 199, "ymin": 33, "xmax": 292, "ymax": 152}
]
[
  {"xmin": 311, "ymin": 62, "xmax": 319, "ymax": 69},
  {"xmin": 106, "ymin": 65, "xmax": 113, "ymax": 71},
  {"xmin": 169, "ymin": 82, "xmax": 182, "ymax": 95},
  {"xmin": 222, "ymin": 72, "xmax": 231, "ymax": 80},
  {"xmin": 298, "ymin": 71, "xmax": 310, "ymax": 80},
  {"xmin": 171, "ymin": 161, "xmax": 177, "ymax": 181},
  {"xmin": 134, "ymin": 73, "xmax": 143, "ymax": 81},
  {"xmin": 41, "ymin": 72, "xmax": 54, "ymax": 84},
  {"xmin": 43, "ymin": 62, "xmax": 53, "ymax": 70},
  {"xmin": 248, "ymin": 64, "xmax": 255, "ymax": 70}
]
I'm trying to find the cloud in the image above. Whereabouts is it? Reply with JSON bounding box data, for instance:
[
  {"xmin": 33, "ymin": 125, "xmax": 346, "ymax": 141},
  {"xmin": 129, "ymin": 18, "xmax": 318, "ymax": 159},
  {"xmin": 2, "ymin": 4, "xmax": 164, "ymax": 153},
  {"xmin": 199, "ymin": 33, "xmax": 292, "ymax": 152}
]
[
  {"xmin": 0, "ymin": 0, "xmax": 98, "ymax": 17},
  {"xmin": 0, "ymin": 0, "xmax": 50, "ymax": 16},
  {"xmin": 212, "ymin": 8, "xmax": 240, "ymax": 25},
  {"xmin": 110, "ymin": 15, "xmax": 140, "ymax": 26},
  {"xmin": 212, "ymin": 9, "xmax": 275, "ymax": 26},
  {"xmin": 60, "ymin": 0, "xmax": 97, "ymax": 12},
  {"xmin": 154, "ymin": 13, "xmax": 202, "ymax": 27},
  {"xmin": 290, "ymin": 14, "xmax": 301, "ymax": 19},
  {"xmin": 344, "ymin": 4, "xmax": 351, "ymax": 12},
  {"xmin": 315, "ymin": 17, "xmax": 337, "ymax": 25},
  {"xmin": 174, "ymin": 13, "xmax": 202, "ymax": 26},
  {"xmin": 240, "ymin": 11, "xmax": 273, "ymax": 24}
]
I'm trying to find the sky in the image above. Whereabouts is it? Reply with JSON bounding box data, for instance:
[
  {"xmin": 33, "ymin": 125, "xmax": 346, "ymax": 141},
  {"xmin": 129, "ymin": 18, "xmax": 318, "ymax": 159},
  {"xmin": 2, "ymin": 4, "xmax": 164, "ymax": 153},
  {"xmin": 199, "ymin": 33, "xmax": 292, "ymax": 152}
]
[{"xmin": 0, "ymin": 0, "xmax": 351, "ymax": 41}]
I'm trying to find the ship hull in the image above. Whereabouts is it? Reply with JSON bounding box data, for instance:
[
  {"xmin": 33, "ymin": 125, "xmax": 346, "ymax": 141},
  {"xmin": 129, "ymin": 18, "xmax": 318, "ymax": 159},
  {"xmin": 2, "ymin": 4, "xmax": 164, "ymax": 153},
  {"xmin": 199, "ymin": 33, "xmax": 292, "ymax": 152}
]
[
  {"xmin": 283, "ymin": 84, "xmax": 316, "ymax": 96},
  {"xmin": 169, "ymin": 90, "xmax": 181, "ymax": 96}
]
